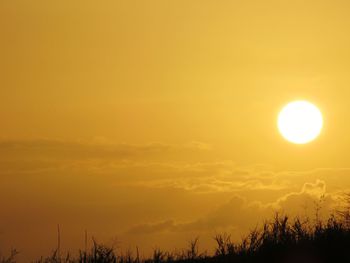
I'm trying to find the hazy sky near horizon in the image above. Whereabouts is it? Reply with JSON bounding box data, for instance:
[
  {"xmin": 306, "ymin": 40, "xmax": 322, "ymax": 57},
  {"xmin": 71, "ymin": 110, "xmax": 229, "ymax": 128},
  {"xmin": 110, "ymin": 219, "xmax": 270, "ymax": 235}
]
[{"xmin": 2, "ymin": 0, "xmax": 350, "ymax": 261}]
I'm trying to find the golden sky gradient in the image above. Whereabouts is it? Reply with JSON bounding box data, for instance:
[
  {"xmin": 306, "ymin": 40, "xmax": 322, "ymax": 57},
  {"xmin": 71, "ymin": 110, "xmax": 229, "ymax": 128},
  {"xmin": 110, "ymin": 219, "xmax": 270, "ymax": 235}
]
[{"xmin": 2, "ymin": 0, "xmax": 350, "ymax": 261}]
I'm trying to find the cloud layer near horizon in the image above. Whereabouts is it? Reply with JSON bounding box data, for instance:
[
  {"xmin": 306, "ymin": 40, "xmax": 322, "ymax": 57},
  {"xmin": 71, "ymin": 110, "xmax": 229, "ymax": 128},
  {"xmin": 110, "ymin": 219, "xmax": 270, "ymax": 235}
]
[{"xmin": 0, "ymin": 139, "xmax": 349, "ymax": 261}]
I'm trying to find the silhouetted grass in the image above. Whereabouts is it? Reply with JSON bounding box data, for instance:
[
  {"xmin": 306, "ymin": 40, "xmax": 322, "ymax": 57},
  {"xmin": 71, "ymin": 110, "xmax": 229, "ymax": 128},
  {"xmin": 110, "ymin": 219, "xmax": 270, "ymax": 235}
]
[
  {"xmin": 4, "ymin": 213, "xmax": 350, "ymax": 262},
  {"xmin": 0, "ymin": 249, "xmax": 18, "ymax": 263}
]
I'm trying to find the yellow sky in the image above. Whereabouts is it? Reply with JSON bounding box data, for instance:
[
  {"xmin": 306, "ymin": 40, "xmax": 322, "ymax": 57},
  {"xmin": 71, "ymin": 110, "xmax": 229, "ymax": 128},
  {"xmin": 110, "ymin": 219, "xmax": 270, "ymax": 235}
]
[{"xmin": 2, "ymin": 0, "xmax": 350, "ymax": 261}]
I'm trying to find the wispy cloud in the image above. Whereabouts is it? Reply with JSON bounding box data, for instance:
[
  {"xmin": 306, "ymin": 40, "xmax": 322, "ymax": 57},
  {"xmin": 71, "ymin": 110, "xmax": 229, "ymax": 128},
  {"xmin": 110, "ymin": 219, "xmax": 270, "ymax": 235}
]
[{"xmin": 1, "ymin": 138, "xmax": 350, "ymax": 259}]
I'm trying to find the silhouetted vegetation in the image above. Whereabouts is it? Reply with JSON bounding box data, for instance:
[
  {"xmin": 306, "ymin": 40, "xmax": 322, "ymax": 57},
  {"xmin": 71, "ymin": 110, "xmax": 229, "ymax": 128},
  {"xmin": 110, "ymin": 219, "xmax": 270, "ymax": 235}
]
[
  {"xmin": 4, "ymin": 212, "xmax": 350, "ymax": 262},
  {"xmin": 0, "ymin": 249, "xmax": 18, "ymax": 263}
]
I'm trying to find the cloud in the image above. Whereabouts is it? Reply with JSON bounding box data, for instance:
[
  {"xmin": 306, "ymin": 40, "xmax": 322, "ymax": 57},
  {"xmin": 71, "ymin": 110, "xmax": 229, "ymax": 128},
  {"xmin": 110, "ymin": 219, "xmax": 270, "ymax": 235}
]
[
  {"xmin": 0, "ymin": 139, "xmax": 210, "ymax": 160},
  {"xmin": 302, "ymin": 180, "xmax": 326, "ymax": 197},
  {"xmin": 2, "ymin": 140, "xmax": 350, "ymax": 206},
  {"xmin": 271, "ymin": 180, "xmax": 337, "ymax": 220},
  {"xmin": 126, "ymin": 180, "xmax": 340, "ymax": 238},
  {"xmin": 3, "ymin": 139, "xmax": 349, "ymax": 198},
  {"xmin": 0, "ymin": 139, "xmax": 212, "ymax": 176},
  {"xmin": 2, "ymin": 138, "xmax": 350, "ymax": 259}
]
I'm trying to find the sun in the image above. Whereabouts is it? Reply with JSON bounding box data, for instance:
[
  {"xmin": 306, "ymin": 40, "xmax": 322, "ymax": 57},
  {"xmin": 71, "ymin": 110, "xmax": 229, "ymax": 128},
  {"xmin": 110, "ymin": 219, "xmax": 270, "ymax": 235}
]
[{"xmin": 278, "ymin": 101, "xmax": 323, "ymax": 144}]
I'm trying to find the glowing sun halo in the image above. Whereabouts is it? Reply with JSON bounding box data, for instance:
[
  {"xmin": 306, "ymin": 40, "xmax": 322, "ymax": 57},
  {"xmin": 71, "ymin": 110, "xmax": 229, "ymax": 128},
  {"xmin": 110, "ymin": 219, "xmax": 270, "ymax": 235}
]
[{"xmin": 278, "ymin": 101, "xmax": 323, "ymax": 144}]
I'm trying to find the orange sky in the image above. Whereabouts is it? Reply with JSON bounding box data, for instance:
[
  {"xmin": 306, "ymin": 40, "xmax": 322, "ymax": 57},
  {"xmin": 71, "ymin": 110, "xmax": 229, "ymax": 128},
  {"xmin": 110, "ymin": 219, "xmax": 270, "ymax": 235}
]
[{"xmin": 2, "ymin": 1, "xmax": 350, "ymax": 261}]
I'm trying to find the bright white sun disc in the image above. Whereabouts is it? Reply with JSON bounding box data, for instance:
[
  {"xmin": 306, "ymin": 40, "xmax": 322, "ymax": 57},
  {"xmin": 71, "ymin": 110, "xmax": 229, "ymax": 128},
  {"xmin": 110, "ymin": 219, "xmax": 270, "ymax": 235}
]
[{"xmin": 278, "ymin": 101, "xmax": 323, "ymax": 144}]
